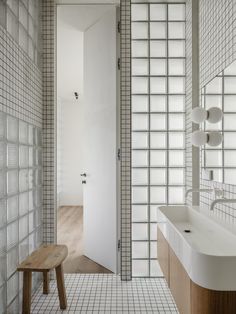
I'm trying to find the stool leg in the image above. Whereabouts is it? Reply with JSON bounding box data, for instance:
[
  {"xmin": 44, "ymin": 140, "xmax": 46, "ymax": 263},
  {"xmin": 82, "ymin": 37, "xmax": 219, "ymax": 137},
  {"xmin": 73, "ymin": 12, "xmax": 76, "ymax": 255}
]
[
  {"xmin": 43, "ymin": 271, "xmax": 50, "ymax": 294},
  {"xmin": 55, "ymin": 264, "xmax": 67, "ymax": 309},
  {"xmin": 22, "ymin": 271, "xmax": 32, "ymax": 314}
]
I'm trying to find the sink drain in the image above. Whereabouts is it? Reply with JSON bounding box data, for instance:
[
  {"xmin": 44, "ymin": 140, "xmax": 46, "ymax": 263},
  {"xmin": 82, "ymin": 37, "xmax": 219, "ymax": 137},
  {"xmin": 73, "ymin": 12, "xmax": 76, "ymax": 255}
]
[{"xmin": 184, "ymin": 229, "xmax": 191, "ymax": 233}]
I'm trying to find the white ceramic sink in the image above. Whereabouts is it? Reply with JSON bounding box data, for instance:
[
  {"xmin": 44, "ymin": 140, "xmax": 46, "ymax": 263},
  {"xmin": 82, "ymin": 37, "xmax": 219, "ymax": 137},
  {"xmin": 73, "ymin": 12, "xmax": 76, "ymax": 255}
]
[{"xmin": 157, "ymin": 205, "xmax": 236, "ymax": 291}]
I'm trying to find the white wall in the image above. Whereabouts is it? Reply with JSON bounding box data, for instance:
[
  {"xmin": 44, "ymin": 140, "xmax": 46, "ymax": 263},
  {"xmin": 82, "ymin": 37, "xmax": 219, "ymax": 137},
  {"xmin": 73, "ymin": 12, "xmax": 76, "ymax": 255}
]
[{"xmin": 57, "ymin": 8, "xmax": 84, "ymax": 206}]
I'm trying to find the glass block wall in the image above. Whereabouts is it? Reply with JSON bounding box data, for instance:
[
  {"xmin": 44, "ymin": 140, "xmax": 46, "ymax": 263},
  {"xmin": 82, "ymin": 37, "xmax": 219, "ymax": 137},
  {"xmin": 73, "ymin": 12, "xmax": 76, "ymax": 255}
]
[
  {"xmin": 0, "ymin": 0, "xmax": 41, "ymax": 66},
  {"xmin": 131, "ymin": 2, "xmax": 186, "ymax": 277},
  {"xmin": 0, "ymin": 113, "xmax": 43, "ymax": 312}
]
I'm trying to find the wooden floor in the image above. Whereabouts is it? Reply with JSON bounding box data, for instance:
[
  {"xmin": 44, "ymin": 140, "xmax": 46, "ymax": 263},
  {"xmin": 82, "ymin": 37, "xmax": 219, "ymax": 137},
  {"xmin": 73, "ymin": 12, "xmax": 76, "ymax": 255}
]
[{"xmin": 57, "ymin": 206, "xmax": 112, "ymax": 274}]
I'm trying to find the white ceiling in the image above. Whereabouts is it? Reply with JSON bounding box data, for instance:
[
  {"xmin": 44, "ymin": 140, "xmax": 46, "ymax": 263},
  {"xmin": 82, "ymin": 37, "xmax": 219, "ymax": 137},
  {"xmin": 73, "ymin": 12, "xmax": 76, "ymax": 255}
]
[{"xmin": 57, "ymin": 5, "xmax": 116, "ymax": 31}]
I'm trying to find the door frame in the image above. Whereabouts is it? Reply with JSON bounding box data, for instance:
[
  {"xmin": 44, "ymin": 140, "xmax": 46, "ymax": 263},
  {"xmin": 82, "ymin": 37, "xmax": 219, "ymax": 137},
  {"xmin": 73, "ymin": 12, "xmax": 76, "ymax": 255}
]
[{"xmin": 55, "ymin": 2, "xmax": 121, "ymax": 274}]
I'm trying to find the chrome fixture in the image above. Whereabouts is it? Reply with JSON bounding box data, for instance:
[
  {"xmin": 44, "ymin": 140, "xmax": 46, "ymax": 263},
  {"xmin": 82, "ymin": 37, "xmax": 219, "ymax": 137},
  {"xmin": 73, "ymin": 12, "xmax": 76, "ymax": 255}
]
[
  {"xmin": 210, "ymin": 198, "xmax": 236, "ymax": 211},
  {"xmin": 185, "ymin": 188, "xmax": 214, "ymax": 198}
]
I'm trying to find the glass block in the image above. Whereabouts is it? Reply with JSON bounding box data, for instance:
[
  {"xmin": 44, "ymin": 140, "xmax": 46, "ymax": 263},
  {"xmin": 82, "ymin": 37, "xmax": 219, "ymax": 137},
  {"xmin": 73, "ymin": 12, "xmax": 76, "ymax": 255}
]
[
  {"xmin": 7, "ymin": 246, "xmax": 18, "ymax": 279},
  {"xmin": 7, "ymin": 170, "xmax": 18, "ymax": 195},
  {"xmin": 150, "ymin": 133, "xmax": 166, "ymax": 148},
  {"xmin": 151, "ymin": 241, "xmax": 157, "ymax": 258},
  {"xmin": 150, "ymin": 223, "xmax": 157, "ymax": 240},
  {"xmin": 0, "ymin": 199, "xmax": 6, "ymax": 229},
  {"xmin": 7, "ymin": 144, "xmax": 18, "ymax": 169},
  {"xmin": 7, "ymin": 272, "xmax": 18, "ymax": 306},
  {"xmin": 169, "ymin": 4, "xmax": 185, "ymax": 20},
  {"xmin": 169, "ymin": 114, "xmax": 185, "ymax": 130},
  {"xmin": 7, "ymin": 116, "xmax": 18, "ymax": 143},
  {"xmin": 29, "ymin": 169, "xmax": 33, "ymax": 189},
  {"xmin": 169, "ymin": 151, "xmax": 184, "ymax": 166},
  {"xmin": 205, "ymin": 119, "xmax": 222, "ymax": 132},
  {"xmin": 169, "ymin": 95, "xmax": 185, "ymax": 112},
  {"xmin": 132, "ymin": 22, "xmax": 148, "ymax": 39},
  {"xmin": 0, "ymin": 171, "xmax": 6, "ymax": 198},
  {"xmin": 0, "ymin": 142, "xmax": 6, "ymax": 169},
  {"xmin": 29, "ymin": 0, "xmax": 34, "ymax": 17},
  {"xmin": 29, "ymin": 232, "xmax": 35, "ymax": 254},
  {"xmin": 169, "ymin": 77, "xmax": 185, "ymax": 94},
  {"xmin": 168, "ymin": 40, "xmax": 185, "ymax": 57},
  {"xmin": 168, "ymin": 22, "xmax": 185, "ymax": 39},
  {"xmin": 35, "ymin": 188, "xmax": 41, "ymax": 207},
  {"xmin": 224, "ymin": 60, "xmax": 236, "ymax": 75},
  {"xmin": 225, "ymin": 169, "xmax": 236, "ymax": 185},
  {"xmin": 204, "ymin": 95, "xmax": 222, "ymax": 109},
  {"xmin": 132, "ymin": 169, "xmax": 148, "ymax": 185},
  {"xmin": 6, "ymin": 7, "xmax": 18, "ymax": 41},
  {"xmin": 132, "ymin": 114, "xmax": 148, "ymax": 131},
  {"xmin": 168, "ymin": 59, "xmax": 185, "ymax": 75},
  {"xmin": 150, "ymin": 151, "xmax": 166, "ymax": 166},
  {"xmin": 169, "ymin": 187, "xmax": 184, "ymax": 204},
  {"xmin": 35, "ymin": 209, "xmax": 41, "ymax": 227},
  {"xmin": 132, "ymin": 95, "xmax": 148, "ymax": 112},
  {"xmin": 0, "ymin": 1, "xmax": 6, "ymax": 28},
  {"xmin": 150, "ymin": 187, "xmax": 166, "ymax": 203},
  {"xmin": 132, "ymin": 242, "xmax": 148, "ymax": 259},
  {"xmin": 150, "ymin": 59, "xmax": 167, "ymax": 76},
  {"xmin": 132, "ymin": 41, "xmax": 148, "ymax": 58},
  {"xmin": 224, "ymin": 133, "xmax": 236, "ymax": 148},
  {"xmin": 150, "ymin": 22, "xmax": 166, "ymax": 39},
  {"xmin": 18, "ymin": 241, "xmax": 28, "ymax": 269},
  {"xmin": 0, "ymin": 275, "xmax": 6, "ymax": 311},
  {"xmin": 19, "ymin": 145, "xmax": 29, "ymax": 168},
  {"xmin": 29, "ymin": 15, "xmax": 34, "ymax": 38},
  {"xmin": 150, "ymin": 95, "xmax": 167, "ymax": 112},
  {"xmin": 36, "ymin": 227, "xmax": 42, "ymax": 247},
  {"xmin": 132, "ymin": 223, "xmax": 148, "ymax": 240},
  {"xmin": 132, "ymin": 260, "xmax": 149, "ymax": 277},
  {"xmin": 132, "ymin": 151, "xmax": 148, "ymax": 167},
  {"xmin": 19, "ymin": 24, "xmax": 28, "ymax": 53},
  {"xmin": 205, "ymin": 150, "xmax": 222, "ymax": 167},
  {"xmin": 169, "ymin": 133, "xmax": 185, "ymax": 148},
  {"xmin": 7, "ymin": 220, "xmax": 18, "ymax": 250},
  {"xmin": 132, "ymin": 59, "xmax": 148, "ymax": 76},
  {"xmin": 132, "ymin": 133, "xmax": 148, "ymax": 149},
  {"xmin": 19, "ymin": 192, "xmax": 28, "ymax": 216},
  {"xmin": 224, "ymin": 151, "xmax": 236, "ymax": 167},
  {"xmin": 150, "ymin": 205, "xmax": 158, "ymax": 222},
  {"xmin": 7, "ymin": 294, "xmax": 19, "ymax": 313},
  {"xmin": 19, "ymin": 121, "xmax": 28, "ymax": 144},
  {"xmin": 224, "ymin": 95, "xmax": 236, "ymax": 111},
  {"xmin": 37, "ymin": 149, "xmax": 42, "ymax": 166},
  {"xmin": 19, "ymin": 169, "xmax": 28, "ymax": 192},
  {"xmin": 19, "ymin": 1, "xmax": 27, "ymax": 29},
  {"xmin": 7, "ymin": 0, "xmax": 18, "ymax": 16},
  {"xmin": 169, "ymin": 169, "xmax": 184, "ymax": 185},
  {"xmin": 7, "ymin": 195, "xmax": 18, "ymax": 222},
  {"xmin": 132, "ymin": 4, "xmax": 148, "ymax": 21},
  {"xmin": 29, "ymin": 190, "xmax": 34, "ymax": 211},
  {"xmin": 132, "ymin": 77, "xmax": 148, "ymax": 94},
  {"xmin": 29, "ymin": 211, "xmax": 34, "ymax": 233},
  {"xmin": 29, "ymin": 147, "xmax": 34, "ymax": 167},
  {"xmin": 224, "ymin": 114, "xmax": 236, "ymax": 130},
  {"xmin": 150, "ymin": 114, "xmax": 166, "ymax": 130},
  {"xmin": 19, "ymin": 215, "xmax": 28, "ymax": 241},
  {"xmin": 0, "ymin": 227, "xmax": 7, "ymax": 255},
  {"xmin": 150, "ymin": 169, "xmax": 166, "ymax": 185},
  {"xmin": 224, "ymin": 77, "xmax": 236, "ymax": 94},
  {"xmin": 150, "ymin": 40, "xmax": 166, "ymax": 57},
  {"xmin": 0, "ymin": 112, "xmax": 6, "ymax": 140},
  {"xmin": 205, "ymin": 76, "xmax": 222, "ymax": 94},
  {"xmin": 132, "ymin": 205, "xmax": 148, "ymax": 222},
  {"xmin": 150, "ymin": 260, "xmax": 163, "ymax": 277},
  {"xmin": 132, "ymin": 187, "xmax": 148, "ymax": 203},
  {"xmin": 150, "ymin": 77, "xmax": 167, "ymax": 94},
  {"xmin": 150, "ymin": 4, "xmax": 166, "ymax": 20},
  {"xmin": 28, "ymin": 125, "xmax": 34, "ymax": 145}
]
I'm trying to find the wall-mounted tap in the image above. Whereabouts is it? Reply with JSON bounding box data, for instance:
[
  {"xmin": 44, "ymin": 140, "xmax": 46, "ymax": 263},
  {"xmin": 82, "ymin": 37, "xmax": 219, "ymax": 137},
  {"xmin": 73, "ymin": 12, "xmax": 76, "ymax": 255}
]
[
  {"xmin": 210, "ymin": 198, "xmax": 236, "ymax": 211},
  {"xmin": 185, "ymin": 188, "xmax": 214, "ymax": 198}
]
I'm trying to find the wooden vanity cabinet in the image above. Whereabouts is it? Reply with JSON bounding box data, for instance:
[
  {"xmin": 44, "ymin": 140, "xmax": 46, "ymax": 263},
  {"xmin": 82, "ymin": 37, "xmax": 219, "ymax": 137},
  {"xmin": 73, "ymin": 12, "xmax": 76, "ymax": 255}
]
[{"xmin": 157, "ymin": 226, "xmax": 236, "ymax": 314}]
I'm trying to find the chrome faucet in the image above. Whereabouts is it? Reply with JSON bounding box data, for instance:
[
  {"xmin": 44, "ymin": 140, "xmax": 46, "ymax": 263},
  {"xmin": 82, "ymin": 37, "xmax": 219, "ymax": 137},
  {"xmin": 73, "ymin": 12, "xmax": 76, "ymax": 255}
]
[
  {"xmin": 185, "ymin": 188, "xmax": 214, "ymax": 198},
  {"xmin": 210, "ymin": 198, "xmax": 236, "ymax": 211}
]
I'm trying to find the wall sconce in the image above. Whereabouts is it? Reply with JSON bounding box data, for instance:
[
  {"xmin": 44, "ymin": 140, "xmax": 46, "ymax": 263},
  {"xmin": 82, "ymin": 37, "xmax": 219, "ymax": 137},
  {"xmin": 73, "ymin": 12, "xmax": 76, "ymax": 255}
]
[
  {"xmin": 191, "ymin": 107, "xmax": 223, "ymax": 124},
  {"xmin": 192, "ymin": 130, "xmax": 222, "ymax": 147}
]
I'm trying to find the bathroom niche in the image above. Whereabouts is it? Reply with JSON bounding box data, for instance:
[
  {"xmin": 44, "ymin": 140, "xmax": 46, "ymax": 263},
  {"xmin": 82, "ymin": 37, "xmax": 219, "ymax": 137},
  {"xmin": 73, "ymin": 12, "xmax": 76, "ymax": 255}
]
[{"xmin": 201, "ymin": 60, "xmax": 236, "ymax": 184}]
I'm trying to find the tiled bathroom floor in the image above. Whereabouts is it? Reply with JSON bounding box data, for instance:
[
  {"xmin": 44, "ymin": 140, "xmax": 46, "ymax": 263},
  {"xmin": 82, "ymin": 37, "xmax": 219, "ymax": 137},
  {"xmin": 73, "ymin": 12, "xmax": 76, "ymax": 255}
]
[{"xmin": 31, "ymin": 274, "xmax": 178, "ymax": 313}]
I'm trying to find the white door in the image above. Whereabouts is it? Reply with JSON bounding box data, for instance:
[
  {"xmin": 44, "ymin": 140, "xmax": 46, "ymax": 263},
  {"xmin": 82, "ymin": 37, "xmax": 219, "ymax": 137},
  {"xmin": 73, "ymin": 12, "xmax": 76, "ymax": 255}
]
[{"xmin": 83, "ymin": 6, "xmax": 118, "ymax": 273}]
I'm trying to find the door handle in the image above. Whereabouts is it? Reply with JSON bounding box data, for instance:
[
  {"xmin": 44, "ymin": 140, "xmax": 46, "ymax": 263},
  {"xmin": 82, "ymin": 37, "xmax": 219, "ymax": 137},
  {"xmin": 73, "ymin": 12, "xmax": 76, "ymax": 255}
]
[
  {"xmin": 80, "ymin": 173, "xmax": 87, "ymax": 177},
  {"xmin": 82, "ymin": 180, "xmax": 86, "ymax": 184}
]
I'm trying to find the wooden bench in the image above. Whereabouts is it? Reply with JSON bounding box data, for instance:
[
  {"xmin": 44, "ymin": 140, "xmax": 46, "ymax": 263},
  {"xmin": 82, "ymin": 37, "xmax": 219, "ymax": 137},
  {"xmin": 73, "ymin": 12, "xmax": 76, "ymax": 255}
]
[{"xmin": 17, "ymin": 244, "xmax": 68, "ymax": 314}]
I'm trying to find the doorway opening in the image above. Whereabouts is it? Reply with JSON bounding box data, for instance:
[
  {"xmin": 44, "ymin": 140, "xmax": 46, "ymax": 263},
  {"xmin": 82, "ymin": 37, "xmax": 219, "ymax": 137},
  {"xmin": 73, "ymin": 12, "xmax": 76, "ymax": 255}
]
[{"xmin": 56, "ymin": 4, "xmax": 119, "ymax": 274}]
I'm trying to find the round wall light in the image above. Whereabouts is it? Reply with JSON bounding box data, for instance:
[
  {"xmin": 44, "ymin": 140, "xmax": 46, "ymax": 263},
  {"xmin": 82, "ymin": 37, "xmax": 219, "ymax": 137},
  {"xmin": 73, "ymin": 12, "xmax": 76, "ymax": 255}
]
[
  {"xmin": 191, "ymin": 107, "xmax": 223, "ymax": 124},
  {"xmin": 192, "ymin": 130, "xmax": 222, "ymax": 147}
]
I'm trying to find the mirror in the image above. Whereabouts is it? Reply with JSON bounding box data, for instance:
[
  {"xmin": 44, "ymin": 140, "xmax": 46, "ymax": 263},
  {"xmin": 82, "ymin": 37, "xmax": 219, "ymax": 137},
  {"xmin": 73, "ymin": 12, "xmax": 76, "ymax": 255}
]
[{"xmin": 201, "ymin": 60, "xmax": 236, "ymax": 185}]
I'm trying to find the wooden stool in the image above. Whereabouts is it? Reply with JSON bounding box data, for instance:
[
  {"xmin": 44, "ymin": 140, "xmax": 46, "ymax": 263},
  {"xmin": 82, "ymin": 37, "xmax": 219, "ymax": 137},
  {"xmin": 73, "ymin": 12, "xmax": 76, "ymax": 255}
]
[{"xmin": 17, "ymin": 244, "xmax": 68, "ymax": 314}]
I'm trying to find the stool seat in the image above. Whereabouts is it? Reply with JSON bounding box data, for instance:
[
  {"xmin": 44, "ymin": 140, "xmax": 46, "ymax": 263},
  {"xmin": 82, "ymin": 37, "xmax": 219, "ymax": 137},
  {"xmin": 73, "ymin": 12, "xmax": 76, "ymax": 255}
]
[
  {"xmin": 18, "ymin": 244, "xmax": 68, "ymax": 272},
  {"xmin": 17, "ymin": 244, "xmax": 68, "ymax": 314}
]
